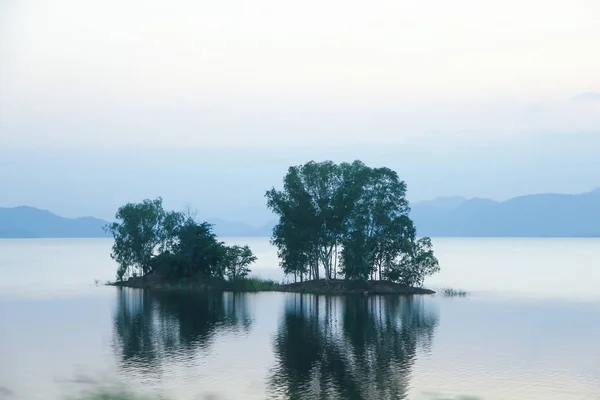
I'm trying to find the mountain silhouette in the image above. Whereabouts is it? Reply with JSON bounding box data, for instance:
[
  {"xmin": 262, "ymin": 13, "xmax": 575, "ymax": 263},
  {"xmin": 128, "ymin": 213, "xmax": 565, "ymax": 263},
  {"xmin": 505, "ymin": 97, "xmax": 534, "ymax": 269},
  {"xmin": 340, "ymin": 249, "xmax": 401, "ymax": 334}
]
[
  {"xmin": 244, "ymin": 189, "xmax": 600, "ymax": 238},
  {"xmin": 410, "ymin": 189, "xmax": 600, "ymax": 237},
  {"xmin": 249, "ymin": 189, "xmax": 600, "ymax": 238},
  {"xmin": 0, "ymin": 206, "xmax": 109, "ymax": 238},
  {"xmin": 2, "ymin": 188, "xmax": 599, "ymax": 238}
]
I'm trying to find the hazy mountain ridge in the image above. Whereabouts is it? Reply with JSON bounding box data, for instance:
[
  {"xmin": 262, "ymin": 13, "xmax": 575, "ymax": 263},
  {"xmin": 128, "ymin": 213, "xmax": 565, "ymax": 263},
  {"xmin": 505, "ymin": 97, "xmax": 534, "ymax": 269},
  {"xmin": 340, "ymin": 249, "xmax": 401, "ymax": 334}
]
[
  {"xmin": 1, "ymin": 189, "xmax": 599, "ymax": 238},
  {"xmin": 0, "ymin": 206, "xmax": 110, "ymax": 238},
  {"xmin": 0, "ymin": 206, "xmax": 273, "ymax": 239},
  {"xmin": 412, "ymin": 196, "xmax": 469, "ymax": 210},
  {"xmin": 251, "ymin": 189, "xmax": 600, "ymax": 237},
  {"xmin": 411, "ymin": 189, "xmax": 600, "ymax": 237}
]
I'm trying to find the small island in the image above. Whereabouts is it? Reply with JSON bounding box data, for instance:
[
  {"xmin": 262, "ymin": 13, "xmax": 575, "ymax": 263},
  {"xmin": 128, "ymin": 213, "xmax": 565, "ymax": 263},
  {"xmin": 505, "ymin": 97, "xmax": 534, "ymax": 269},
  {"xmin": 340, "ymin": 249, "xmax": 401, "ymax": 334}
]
[{"xmin": 105, "ymin": 160, "xmax": 440, "ymax": 295}]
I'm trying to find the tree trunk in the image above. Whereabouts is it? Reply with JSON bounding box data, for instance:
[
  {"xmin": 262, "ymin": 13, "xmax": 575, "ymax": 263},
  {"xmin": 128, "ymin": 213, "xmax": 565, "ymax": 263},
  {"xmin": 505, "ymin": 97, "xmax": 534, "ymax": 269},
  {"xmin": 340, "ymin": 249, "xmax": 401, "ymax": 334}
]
[
  {"xmin": 313, "ymin": 250, "xmax": 319, "ymax": 280},
  {"xmin": 334, "ymin": 244, "xmax": 338, "ymax": 279}
]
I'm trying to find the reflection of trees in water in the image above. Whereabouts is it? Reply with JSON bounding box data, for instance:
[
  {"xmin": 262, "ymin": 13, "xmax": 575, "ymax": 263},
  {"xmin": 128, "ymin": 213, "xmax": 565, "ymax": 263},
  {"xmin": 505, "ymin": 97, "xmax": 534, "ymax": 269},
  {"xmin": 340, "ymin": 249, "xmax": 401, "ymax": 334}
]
[
  {"xmin": 269, "ymin": 294, "xmax": 439, "ymax": 400},
  {"xmin": 111, "ymin": 288, "xmax": 252, "ymax": 372}
]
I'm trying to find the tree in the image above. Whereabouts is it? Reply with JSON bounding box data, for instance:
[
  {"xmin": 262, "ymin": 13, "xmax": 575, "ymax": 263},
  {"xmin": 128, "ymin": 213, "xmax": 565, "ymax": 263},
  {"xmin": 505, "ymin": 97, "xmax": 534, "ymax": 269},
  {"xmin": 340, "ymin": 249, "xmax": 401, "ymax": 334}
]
[
  {"xmin": 106, "ymin": 199, "xmax": 257, "ymax": 283},
  {"xmin": 172, "ymin": 219, "xmax": 223, "ymax": 278},
  {"xmin": 266, "ymin": 164, "xmax": 320, "ymax": 281},
  {"xmin": 160, "ymin": 210, "xmax": 186, "ymax": 252},
  {"xmin": 385, "ymin": 237, "xmax": 440, "ymax": 287},
  {"xmin": 221, "ymin": 245, "xmax": 257, "ymax": 281},
  {"xmin": 269, "ymin": 209, "xmax": 315, "ymax": 282},
  {"xmin": 266, "ymin": 160, "xmax": 368, "ymax": 281},
  {"xmin": 105, "ymin": 198, "xmax": 168, "ymax": 281},
  {"xmin": 340, "ymin": 167, "xmax": 414, "ymax": 281},
  {"xmin": 267, "ymin": 160, "xmax": 440, "ymax": 287}
]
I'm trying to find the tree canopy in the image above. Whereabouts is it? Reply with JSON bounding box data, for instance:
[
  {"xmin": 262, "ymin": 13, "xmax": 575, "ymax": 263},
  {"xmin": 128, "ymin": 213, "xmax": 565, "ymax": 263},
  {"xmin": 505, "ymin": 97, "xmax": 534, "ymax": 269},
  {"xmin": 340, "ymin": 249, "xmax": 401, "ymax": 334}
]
[
  {"xmin": 105, "ymin": 198, "xmax": 256, "ymax": 282},
  {"xmin": 266, "ymin": 160, "xmax": 440, "ymax": 286},
  {"xmin": 107, "ymin": 160, "xmax": 439, "ymax": 289}
]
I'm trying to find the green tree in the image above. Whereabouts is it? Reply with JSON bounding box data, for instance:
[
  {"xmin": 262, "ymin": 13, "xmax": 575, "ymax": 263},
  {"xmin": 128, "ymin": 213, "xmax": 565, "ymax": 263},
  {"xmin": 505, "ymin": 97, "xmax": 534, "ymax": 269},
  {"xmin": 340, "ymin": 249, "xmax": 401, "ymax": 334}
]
[
  {"xmin": 172, "ymin": 219, "xmax": 223, "ymax": 278},
  {"xmin": 105, "ymin": 198, "xmax": 168, "ymax": 281},
  {"xmin": 106, "ymin": 199, "xmax": 258, "ymax": 283},
  {"xmin": 271, "ymin": 221, "xmax": 310, "ymax": 282},
  {"xmin": 160, "ymin": 210, "xmax": 186, "ymax": 252},
  {"xmin": 341, "ymin": 167, "xmax": 414, "ymax": 281},
  {"xmin": 385, "ymin": 237, "xmax": 440, "ymax": 287},
  {"xmin": 266, "ymin": 164, "xmax": 320, "ymax": 281},
  {"xmin": 266, "ymin": 160, "xmax": 367, "ymax": 281},
  {"xmin": 221, "ymin": 245, "xmax": 257, "ymax": 281},
  {"xmin": 268, "ymin": 160, "xmax": 440, "ymax": 287}
]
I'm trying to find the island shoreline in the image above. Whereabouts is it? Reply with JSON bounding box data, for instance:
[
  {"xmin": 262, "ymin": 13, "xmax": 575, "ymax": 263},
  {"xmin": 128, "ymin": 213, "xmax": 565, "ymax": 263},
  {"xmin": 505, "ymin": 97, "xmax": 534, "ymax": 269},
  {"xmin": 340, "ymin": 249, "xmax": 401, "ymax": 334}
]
[{"xmin": 108, "ymin": 277, "xmax": 436, "ymax": 296}]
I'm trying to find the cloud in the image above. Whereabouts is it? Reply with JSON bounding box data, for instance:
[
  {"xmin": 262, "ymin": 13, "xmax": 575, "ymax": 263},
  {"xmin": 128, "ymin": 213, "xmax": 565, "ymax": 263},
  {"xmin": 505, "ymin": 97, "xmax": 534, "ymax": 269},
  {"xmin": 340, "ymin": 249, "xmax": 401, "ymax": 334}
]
[{"xmin": 574, "ymin": 92, "xmax": 600, "ymax": 102}]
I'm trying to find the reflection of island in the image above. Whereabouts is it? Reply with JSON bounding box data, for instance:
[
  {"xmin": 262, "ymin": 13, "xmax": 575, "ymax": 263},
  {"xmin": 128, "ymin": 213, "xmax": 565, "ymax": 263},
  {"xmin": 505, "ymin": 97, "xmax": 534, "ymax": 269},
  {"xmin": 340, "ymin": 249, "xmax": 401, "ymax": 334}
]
[
  {"xmin": 268, "ymin": 294, "xmax": 439, "ymax": 400},
  {"xmin": 111, "ymin": 287, "xmax": 252, "ymax": 372}
]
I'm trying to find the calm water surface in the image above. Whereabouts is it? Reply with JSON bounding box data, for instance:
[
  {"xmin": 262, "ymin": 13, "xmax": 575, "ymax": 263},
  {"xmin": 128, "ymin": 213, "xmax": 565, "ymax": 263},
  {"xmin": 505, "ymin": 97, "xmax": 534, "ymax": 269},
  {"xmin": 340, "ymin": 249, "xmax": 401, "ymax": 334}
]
[{"xmin": 0, "ymin": 238, "xmax": 599, "ymax": 400}]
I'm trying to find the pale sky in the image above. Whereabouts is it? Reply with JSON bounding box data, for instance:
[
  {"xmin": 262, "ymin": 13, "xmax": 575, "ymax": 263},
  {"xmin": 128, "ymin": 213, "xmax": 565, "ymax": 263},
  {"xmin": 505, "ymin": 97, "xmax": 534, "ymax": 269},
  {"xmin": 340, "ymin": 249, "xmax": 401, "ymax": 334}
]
[
  {"xmin": 1, "ymin": 0, "xmax": 599, "ymax": 147},
  {"xmin": 0, "ymin": 0, "xmax": 599, "ymax": 221}
]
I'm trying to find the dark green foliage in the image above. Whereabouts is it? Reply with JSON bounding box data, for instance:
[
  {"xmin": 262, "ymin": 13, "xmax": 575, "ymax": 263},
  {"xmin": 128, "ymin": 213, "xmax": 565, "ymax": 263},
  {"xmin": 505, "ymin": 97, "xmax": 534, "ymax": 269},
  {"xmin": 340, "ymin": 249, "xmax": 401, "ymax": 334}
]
[
  {"xmin": 224, "ymin": 276, "xmax": 279, "ymax": 292},
  {"xmin": 221, "ymin": 245, "xmax": 257, "ymax": 280},
  {"xmin": 385, "ymin": 237, "xmax": 440, "ymax": 287},
  {"xmin": 267, "ymin": 160, "xmax": 440, "ymax": 286},
  {"xmin": 105, "ymin": 198, "xmax": 168, "ymax": 280},
  {"xmin": 147, "ymin": 251, "xmax": 184, "ymax": 280},
  {"xmin": 173, "ymin": 219, "xmax": 223, "ymax": 279},
  {"xmin": 266, "ymin": 160, "xmax": 368, "ymax": 281},
  {"xmin": 105, "ymin": 199, "xmax": 256, "ymax": 283}
]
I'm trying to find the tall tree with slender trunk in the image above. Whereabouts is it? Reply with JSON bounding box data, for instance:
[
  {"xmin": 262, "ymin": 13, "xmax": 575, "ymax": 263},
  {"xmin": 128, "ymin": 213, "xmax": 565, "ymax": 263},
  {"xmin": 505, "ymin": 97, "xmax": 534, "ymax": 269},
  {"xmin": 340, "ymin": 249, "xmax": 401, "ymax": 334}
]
[{"xmin": 267, "ymin": 159, "xmax": 440, "ymax": 287}]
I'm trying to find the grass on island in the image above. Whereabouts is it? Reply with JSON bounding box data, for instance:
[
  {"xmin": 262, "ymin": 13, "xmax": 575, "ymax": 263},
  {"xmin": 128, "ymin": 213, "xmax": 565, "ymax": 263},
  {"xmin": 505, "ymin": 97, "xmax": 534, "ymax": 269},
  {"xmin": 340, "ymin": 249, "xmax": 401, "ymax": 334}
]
[
  {"xmin": 109, "ymin": 275, "xmax": 437, "ymax": 295},
  {"xmin": 108, "ymin": 274, "xmax": 280, "ymax": 293},
  {"xmin": 439, "ymin": 288, "xmax": 469, "ymax": 297},
  {"xmin": 278, "ymin": 279, "xmax": 435, "ymax": 295},
  {"xmin": 224, "ymin": 276, "xmax": 280, "ymax": 292}
]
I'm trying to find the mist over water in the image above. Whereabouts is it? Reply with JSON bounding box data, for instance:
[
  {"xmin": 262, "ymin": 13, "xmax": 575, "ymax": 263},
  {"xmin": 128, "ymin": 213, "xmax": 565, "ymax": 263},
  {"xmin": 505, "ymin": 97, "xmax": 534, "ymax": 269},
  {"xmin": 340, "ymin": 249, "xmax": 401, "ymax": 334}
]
[
  {"xmin": 0, "ymin": 238, "xmax": 599, "ymax": 399},
  {"xmin": 1, "ymin": 237, "xmax": 598, "ymax": 301}
]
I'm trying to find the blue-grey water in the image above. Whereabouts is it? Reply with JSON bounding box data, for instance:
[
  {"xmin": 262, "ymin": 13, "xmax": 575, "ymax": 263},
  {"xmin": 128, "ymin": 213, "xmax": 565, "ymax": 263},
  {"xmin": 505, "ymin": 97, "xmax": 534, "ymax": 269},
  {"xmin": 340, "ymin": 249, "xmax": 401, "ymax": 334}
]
[{"xmin": 0, "ymin": 238, "xmax": 599, "ymax": 400}]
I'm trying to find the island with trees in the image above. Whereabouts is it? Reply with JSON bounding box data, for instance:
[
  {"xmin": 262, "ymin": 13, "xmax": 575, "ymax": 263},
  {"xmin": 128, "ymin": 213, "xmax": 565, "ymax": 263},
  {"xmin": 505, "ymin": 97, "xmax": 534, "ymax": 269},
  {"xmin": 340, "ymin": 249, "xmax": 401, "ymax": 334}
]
[{"xmin": 106, "ymin": 160, "xmax": 440, "ymax": 295}]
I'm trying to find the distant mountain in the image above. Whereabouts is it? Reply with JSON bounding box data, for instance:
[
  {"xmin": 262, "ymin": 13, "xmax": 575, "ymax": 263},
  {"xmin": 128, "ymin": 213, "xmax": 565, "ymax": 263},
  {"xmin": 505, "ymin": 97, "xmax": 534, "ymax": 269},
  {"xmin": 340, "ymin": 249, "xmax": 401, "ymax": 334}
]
[
  {"xmin": 207, "ymin": 218, "xmax": 262, "ymax": 237},
  {"xmin": 412, "ymin": 196, "xmax": 468, "ymax": 210},
  {"xmin": 201, "ymin": 189, "xmax": 600, "ymax": 238},
  {"xmin": 212, "ymin": 189, "xmax": 600, "ymax": 238},
  {"xmin": 410, "ymin": 189, "xmax": 600, "ymax": 237},
  {"xmin": 0, "ymin": 206, "xmax": 271, "ymax": 239},
  {"xmin": 0, "ymin": 206, "xmax": 110, "ymax": 238},
  {"xmin": 3, "ymin": 188, "xmax": 599, "ymax": 238},
  {"xmin": 255, "ymin": 220, "xmax": 277, "ymax": 236}
]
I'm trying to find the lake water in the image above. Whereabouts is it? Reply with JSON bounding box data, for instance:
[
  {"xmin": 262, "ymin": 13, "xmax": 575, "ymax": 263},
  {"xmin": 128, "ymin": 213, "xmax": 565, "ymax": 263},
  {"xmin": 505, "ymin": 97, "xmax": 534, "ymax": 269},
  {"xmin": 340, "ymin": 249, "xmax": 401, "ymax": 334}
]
[{"xmin": 0, "ymin": 238, "xmax": 599, "ymax": 399}]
